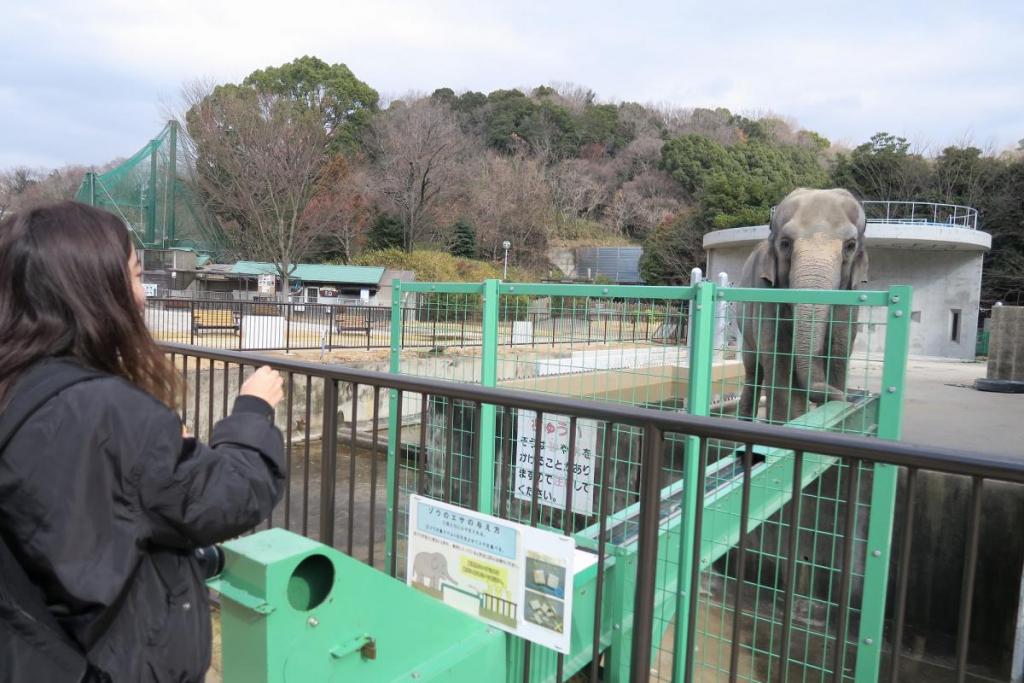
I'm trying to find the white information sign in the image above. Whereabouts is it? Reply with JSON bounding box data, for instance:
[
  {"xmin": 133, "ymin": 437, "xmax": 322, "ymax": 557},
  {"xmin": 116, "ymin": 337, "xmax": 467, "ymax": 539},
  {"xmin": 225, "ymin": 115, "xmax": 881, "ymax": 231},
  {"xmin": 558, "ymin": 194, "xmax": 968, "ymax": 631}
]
[
  {"xmin": 512, "ymin": 321, "xmax": 533, "ymax": 344},
  {"xmin": 407, "ymin": 495, "xmax": 576, "ymax": 654},
  {"xmin": 143, "ymin": 283, "xmax": 158, "ymax": 298},
  {"xmin": 257, "ymin": 274, "xmax": 276, "ymax": 294},
  {"xmin": 514, "ymin": 412, "xmax": 596, "ymax": 515},
  {"xmin": 241, "ymin": 315, "xmax": 285, "ymax": 349}
]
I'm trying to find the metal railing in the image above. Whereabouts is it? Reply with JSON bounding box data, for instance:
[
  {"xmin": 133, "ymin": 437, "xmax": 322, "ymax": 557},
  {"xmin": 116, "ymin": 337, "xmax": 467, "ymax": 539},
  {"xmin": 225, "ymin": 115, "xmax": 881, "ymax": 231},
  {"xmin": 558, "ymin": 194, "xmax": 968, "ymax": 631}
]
[
  {"xmin": 168, "ymin": 342, "xmax": 1024, "ymax": 683},
  {"xmin": 770, "ymin": 200, "xmax": 979, "ymax": 230},
  {"xmin": 145, "ymin": 297, "xmax": 675, "ymax": 352},
  {"xmin": 861, "ymin": 201, "xmax": 978, "ymax": 230},
  {"xmin": 154, "ymin": 289, "xmax": 370, "ymax": 305}
]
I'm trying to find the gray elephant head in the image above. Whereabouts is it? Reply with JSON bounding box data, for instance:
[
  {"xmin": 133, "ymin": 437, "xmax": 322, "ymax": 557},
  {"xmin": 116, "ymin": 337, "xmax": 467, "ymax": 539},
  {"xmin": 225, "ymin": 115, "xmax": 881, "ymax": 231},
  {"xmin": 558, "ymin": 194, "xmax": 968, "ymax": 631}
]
[{"xmin": 751, "ymin": 188, "xmax": 869, "ymax": 404}]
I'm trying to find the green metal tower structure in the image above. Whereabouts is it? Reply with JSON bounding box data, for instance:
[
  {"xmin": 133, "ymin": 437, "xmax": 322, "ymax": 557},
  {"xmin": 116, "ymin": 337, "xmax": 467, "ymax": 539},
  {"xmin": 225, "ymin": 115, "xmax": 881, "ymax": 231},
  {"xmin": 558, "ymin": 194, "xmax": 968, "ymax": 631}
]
[{"xmin": 74, "ymin": 120, "xmax": 227, "ymax": 255}]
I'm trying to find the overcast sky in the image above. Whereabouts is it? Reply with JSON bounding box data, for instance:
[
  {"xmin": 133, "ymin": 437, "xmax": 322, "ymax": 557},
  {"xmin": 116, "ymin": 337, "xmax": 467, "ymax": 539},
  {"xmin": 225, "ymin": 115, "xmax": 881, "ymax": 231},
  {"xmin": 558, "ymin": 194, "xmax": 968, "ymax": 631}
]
[{"xmin": 1, "ymin": 0, "xmax": 1021, "ymax": 168}]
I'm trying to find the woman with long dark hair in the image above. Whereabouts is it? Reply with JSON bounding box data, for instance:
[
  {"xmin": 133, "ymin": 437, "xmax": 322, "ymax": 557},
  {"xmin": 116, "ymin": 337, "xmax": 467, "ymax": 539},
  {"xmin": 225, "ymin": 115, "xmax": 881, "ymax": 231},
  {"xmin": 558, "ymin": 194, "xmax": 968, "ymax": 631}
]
[{"xmin": 0, "ymin": 201, "xmax": 285, "ymax": 682}]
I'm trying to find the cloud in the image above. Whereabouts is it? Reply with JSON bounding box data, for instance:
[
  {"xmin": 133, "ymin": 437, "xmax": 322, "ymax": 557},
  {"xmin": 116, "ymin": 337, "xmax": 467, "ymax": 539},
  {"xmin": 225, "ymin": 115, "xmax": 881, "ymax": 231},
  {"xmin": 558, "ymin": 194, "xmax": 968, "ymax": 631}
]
[{"xmin": 0, "ymin": 0, "xmax": 1021, "ymax": 166}]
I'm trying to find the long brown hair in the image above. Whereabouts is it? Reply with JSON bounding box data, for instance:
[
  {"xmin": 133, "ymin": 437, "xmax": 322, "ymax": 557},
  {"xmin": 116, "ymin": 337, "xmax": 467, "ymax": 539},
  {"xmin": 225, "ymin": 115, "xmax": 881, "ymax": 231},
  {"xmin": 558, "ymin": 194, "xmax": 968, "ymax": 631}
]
[{"xmin": 0, "ymin": 201, "xmax": 178, "ymax": 406}]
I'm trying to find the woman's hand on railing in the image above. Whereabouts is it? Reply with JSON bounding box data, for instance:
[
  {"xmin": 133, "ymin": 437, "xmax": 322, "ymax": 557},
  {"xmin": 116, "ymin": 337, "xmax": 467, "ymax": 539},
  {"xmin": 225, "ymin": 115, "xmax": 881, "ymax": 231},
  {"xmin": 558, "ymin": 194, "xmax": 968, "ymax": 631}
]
[{"xmin": 240, "ymin": 366, "xmax": 285, "ymax": 408}]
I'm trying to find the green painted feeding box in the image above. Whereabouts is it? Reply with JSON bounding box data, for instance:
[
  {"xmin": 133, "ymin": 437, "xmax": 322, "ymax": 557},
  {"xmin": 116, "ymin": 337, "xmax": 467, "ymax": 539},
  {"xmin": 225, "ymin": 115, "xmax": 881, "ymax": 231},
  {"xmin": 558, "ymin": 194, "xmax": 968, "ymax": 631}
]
[{"xmin": 208, "ymin": 528, "xmax": 506, "ymax": 682}]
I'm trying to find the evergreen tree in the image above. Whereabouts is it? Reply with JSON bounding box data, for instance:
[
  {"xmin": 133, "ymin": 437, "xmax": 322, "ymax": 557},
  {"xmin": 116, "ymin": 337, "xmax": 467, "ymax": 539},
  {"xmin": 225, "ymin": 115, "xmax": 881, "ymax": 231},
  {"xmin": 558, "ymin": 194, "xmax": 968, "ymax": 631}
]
[
  {"xmin": 450, "ymin": 219, "xmax": 477, "ymax": 258},
  {"xmin": 367, "ymin": 214, "xmax": 404, "ymax": 251}
]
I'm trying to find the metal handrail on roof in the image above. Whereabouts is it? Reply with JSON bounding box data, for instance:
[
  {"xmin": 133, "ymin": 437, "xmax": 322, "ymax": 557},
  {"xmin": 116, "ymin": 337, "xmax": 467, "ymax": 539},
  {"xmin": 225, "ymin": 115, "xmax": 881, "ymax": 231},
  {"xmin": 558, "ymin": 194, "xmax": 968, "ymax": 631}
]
[
  {"xmin": 769, "ymin": 200, "xmax": 979, "ymax": 230},
  {"xmin": 862, "ymin": 200, "xmax": 978, "ymax": 230}
]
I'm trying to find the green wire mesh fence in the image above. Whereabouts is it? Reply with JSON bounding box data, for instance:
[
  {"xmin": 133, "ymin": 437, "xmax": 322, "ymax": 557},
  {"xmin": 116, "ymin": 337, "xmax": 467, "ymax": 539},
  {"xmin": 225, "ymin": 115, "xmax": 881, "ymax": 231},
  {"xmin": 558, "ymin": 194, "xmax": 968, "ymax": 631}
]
[
  {"xmin": 385, "ymin": 277, "xmax": 911, "ymax": 682},
  {"xmin": 74, "ymin": 120, "xmax": 227, "ymax": 255}
]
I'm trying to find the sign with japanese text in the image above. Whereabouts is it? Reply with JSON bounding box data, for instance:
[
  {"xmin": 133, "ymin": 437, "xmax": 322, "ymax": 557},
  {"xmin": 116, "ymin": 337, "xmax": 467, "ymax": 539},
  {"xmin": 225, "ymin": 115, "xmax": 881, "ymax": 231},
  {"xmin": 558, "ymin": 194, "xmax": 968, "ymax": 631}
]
[
  {"xmin": 257, "ymin": 274, "xmax": 276, "ymax": 294},
  {"xmin": 514, "ymin": 412, "xmax": 596, "ymax": 515},
  {"xmin": 406, "ymin": 495, "xmax": 576, "ymax": 653}
]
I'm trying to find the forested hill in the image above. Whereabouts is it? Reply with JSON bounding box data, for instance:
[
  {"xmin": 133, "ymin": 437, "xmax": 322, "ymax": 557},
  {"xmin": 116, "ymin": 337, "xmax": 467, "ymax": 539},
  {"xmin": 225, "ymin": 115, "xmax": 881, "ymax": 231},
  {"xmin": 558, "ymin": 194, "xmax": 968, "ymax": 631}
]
[{"xmin": 2, "ymin": 56, "xmax": 1021, "ymax": 305}]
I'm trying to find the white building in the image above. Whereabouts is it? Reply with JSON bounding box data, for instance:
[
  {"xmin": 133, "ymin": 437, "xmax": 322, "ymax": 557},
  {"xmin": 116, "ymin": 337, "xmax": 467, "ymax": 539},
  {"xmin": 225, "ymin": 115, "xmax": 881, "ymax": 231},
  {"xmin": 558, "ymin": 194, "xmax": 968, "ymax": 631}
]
[{"xmin": 703, "ymin": 201, "xmax": 991, "ymax": 360}]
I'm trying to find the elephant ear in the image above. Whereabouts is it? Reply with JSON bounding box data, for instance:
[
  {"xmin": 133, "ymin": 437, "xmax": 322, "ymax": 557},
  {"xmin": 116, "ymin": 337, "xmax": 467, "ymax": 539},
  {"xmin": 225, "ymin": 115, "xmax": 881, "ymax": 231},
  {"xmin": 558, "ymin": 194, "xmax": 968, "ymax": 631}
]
[
  {"xmin": 761, "ymin": 199, "xmax": 796, "ymax": 287},
  {"xmin": 838, "ymin": 188, "xmax": 869, "ymax": 288},
  {"xmin": 850, "ymin": 248, "xmax": 869, "ymax": 289},
  {"xmin": 754, "ymin": 240, "xmax": 777, "ymax": 286}
]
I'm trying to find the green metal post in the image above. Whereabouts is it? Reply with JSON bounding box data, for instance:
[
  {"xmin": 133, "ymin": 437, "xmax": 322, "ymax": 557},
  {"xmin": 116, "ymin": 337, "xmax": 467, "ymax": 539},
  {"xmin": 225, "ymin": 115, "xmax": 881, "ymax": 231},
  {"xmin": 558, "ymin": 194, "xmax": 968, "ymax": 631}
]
[
  {"xmin": 166, "ymin": 120, "xmax": 177, "ymax": 247},
  {"xmin": 600, "ymin": 543, "xmax": 637, "ymax": 683},
  {"xmin": 672, "ymin": 281, "xmax": 715, "ymax": 682},
  {"xmin": 477, "ymin": 279, "xmax": 499, "ymax": 513},
  {"xmin": 385, "ymin": 279, "xmax": 404, "ymax": 573},
  {"xmin": 146, "ymin": 139, "xmax": 158, "ymax": 246},
  {"xmin": 854, "ymin": 285, "xmax": 912, "ymax": 681}
]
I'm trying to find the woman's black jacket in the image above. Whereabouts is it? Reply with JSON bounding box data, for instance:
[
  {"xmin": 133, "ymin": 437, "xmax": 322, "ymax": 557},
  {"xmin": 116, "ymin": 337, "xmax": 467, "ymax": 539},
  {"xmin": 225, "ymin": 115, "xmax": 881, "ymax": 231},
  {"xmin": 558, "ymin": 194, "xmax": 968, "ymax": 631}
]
[{"xmin": 0, "ymin": 359, "xmax": 285, "ymax": 682}]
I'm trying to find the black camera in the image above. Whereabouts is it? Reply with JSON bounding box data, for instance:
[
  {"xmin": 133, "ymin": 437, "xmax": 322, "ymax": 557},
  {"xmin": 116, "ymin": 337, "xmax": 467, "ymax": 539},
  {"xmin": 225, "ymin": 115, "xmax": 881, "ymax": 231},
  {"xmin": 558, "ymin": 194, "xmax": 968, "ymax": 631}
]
[{"xmin": 194, "ymin": 545, "xmax": 225, "ymax": 580}]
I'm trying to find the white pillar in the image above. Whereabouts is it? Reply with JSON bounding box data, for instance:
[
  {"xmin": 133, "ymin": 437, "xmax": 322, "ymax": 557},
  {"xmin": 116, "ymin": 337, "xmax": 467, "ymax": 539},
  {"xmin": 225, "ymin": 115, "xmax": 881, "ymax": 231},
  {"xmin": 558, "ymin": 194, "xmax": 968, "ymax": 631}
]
[{"xmin": 687, "ymin": 268, "xmax": 702, "ymax": 366}]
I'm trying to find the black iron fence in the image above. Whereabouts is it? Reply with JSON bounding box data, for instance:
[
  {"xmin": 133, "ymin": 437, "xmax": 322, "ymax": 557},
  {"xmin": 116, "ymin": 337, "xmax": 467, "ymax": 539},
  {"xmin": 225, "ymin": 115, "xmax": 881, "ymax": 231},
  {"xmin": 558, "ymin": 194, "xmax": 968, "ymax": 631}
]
[
  {"xmin": 167, "ymin": 343, "xmax": 1024, "ymax": 683},
  {"xmin": 147, "ymin": 298, "xmax": 678, "ymax": 352}
]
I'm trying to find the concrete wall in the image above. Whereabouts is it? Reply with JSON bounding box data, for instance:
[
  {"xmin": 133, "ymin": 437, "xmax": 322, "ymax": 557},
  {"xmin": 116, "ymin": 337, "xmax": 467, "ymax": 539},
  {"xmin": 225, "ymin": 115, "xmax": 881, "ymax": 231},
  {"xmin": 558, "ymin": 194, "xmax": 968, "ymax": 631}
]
[
  {"xmin": 706, "ymin": 245, "xmax": 985, "ymax": 360},
  {"xmin": 548, "ymin": 248, "xmax": 577, "ymax": 279},
  {"xmin": 987, "ymin": 306, "xmax": 1024, "ymax": 380}
]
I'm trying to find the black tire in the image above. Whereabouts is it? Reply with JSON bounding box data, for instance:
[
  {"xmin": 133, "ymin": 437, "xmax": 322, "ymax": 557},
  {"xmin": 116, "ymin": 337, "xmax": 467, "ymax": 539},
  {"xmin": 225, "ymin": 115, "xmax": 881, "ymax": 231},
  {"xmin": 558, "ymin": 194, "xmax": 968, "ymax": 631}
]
[{"xmin": 975, "ymin": 378, "xmax": 1024, "ymax": 394}]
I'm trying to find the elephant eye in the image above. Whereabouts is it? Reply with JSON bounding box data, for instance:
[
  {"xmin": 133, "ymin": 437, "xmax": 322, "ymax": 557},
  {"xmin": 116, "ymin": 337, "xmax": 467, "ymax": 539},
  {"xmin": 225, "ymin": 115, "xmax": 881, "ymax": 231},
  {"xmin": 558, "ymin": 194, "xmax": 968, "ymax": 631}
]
[
  {"xmin": 845, "ymin": 240, "xmax": 857, "ymax": 254},
  {"xmin": 778, "ymin": 238, "xmax": 792, "ymax": 251}
]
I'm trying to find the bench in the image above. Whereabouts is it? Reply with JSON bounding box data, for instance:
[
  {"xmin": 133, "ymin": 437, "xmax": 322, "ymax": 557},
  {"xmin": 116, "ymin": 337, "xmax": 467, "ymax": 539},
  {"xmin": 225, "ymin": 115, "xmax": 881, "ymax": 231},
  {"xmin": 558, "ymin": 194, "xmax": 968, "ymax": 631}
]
[
  {"xmin": 333, "ymin": 307, "xmax": 373, "ymax": 348},
  {"xmin": 163, "ymin": 298, "xmax": 193, "ymax": 310},
  {"xmin": 193, "ymin": 309, "xmax": 240, "ymax": 334}
]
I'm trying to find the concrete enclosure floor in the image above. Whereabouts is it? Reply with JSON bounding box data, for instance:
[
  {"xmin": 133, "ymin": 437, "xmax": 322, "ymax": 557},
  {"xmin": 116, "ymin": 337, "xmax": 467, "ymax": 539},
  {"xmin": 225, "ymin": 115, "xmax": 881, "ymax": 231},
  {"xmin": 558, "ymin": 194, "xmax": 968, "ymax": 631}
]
[{"xmin": 899, "ymin": 358, "xmax": 1022, "ymax": 456}]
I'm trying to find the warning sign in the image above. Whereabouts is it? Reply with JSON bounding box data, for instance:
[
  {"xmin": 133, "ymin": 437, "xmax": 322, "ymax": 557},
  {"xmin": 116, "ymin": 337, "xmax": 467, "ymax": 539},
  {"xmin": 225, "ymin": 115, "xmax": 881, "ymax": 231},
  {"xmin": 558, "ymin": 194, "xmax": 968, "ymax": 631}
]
[{"xmin": 514, "ymin": 412, "xmax": 596, "ymax": 515}]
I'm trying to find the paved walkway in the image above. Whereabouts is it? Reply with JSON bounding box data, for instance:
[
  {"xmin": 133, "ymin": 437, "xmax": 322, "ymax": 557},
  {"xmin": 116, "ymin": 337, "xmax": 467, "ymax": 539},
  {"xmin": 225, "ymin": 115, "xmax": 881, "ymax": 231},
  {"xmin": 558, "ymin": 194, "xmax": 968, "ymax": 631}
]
[{"xmin": 900, "ymin": 359, "xmax": 1022, "ymax": 457}]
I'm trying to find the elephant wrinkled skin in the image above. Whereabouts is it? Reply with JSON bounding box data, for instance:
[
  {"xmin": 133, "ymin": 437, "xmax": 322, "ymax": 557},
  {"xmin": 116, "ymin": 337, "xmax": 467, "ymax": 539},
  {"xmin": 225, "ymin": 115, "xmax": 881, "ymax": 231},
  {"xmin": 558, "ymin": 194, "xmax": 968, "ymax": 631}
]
[{"xmin": 736, "ymin": 188, "xmax": 869, "ymax": 423}]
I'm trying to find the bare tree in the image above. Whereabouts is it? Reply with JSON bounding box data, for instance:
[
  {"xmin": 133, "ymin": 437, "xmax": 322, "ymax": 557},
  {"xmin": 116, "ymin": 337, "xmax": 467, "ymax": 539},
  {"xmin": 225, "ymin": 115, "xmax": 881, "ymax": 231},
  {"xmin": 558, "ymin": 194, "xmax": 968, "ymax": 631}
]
[
  {"xmin": 608, "ymin": 171, "xmax": 685, "ymax": 239},
  {"xmin": 614, "ymin": 135, "xmax": 665, "ymax": 180},
  {"xmin": 0, "ymin": 166, "xmax": 87, "ymax": 219},
  {"xmin": 0, "ymin": 167, "xmax": 40, "ymax": 220},
  {"xmin": 181, "ymin": 81, "xmax": 338, "ymax": 293},
  {"xmin": 549, "ymin": 82, "xmax": 597, "ymax": 113},
  {"xmin": 551, "ymin": 159, "xmax": 609, "ymax": 220},
  {"xmin": 313, "ymin": 154, "xmax": 374, "ymax": 262},
  {"xmin": 465, "ymin": 151, "xmax": 556, "ymax": 268},
  {"xmin": 365, "ymin": 99, "xmax": 472, "ymax": 250}
]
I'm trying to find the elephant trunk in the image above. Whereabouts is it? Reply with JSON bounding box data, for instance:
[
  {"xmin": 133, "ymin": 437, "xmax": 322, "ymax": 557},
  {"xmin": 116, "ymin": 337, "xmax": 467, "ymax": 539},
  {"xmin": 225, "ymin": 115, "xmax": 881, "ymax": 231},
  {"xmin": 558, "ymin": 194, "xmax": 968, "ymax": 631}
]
[{"xmin": 790, "ymin": 239, "xmax": 845, "ymax": 405}]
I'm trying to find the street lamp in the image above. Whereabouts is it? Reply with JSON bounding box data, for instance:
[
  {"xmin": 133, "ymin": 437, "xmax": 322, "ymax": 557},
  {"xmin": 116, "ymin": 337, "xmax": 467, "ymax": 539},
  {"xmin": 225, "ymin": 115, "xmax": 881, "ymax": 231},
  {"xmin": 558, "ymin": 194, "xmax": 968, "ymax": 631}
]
[{"xmin": 502, "ymin": 240, "xmax": 511, "ymax": 279}]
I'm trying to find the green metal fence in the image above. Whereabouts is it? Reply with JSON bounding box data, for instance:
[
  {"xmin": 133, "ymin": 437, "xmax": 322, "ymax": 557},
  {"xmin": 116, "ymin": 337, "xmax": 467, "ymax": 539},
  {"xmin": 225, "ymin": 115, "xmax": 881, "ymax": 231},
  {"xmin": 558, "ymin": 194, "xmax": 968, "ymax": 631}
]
[
  {"xmin": 385, "ymin": 278, "xmax": 911, "ymax": 682},
  {"xmin": 976, "ymin": 329, "xmax": 989, "ymax": 357}
]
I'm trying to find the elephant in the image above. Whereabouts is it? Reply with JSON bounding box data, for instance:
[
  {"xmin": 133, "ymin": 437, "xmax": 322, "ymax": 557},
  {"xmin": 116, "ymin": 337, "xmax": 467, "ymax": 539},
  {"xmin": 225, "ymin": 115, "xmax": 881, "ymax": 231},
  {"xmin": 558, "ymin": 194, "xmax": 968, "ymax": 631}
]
[
  {"xmin": 736, "ymin": 188, "xmax": 869, "ymax": 424},
  {"xmin": 411, "ymin": 551, "xmax": 457, "ymax": 590}
]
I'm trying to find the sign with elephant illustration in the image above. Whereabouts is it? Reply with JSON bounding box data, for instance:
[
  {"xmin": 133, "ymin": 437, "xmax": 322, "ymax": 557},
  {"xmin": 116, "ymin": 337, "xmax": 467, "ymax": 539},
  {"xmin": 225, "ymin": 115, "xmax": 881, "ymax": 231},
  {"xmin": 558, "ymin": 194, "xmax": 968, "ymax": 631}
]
[
  {"xmin": 406, "ymin": 494, "xmax": 577, "ymax": 653},
  {"xmin": 514, "ymin": 411, "xmax": 597, "ymax": 515}
]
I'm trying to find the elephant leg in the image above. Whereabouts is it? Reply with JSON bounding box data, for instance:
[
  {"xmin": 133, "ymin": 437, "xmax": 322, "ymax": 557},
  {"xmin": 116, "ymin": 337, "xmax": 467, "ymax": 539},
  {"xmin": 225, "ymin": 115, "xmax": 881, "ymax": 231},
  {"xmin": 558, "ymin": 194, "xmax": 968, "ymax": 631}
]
[
  {"xmin": 769, "ymin": 385, "xmax": 808, "ymax": 424},
  {"xmin": 738, "ymin": 350, "xmax": 761, "ymax": 421},
  {"xmin": 738, "ymin": 302, "xmax": 780, "ymax": 422}
]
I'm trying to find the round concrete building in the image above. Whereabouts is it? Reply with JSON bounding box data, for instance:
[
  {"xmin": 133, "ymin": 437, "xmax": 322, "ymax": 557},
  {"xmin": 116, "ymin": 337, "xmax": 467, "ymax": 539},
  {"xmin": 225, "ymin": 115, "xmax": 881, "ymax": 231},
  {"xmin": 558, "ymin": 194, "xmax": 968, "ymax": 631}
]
[{"xmin": 703, "ymin": 201, "xmax": 991, "ymax": 360}]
